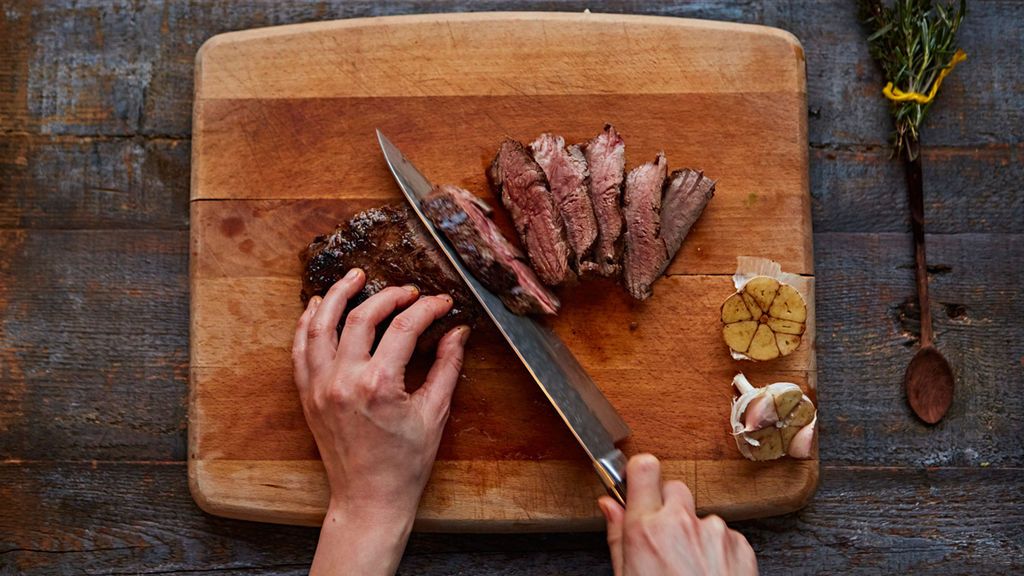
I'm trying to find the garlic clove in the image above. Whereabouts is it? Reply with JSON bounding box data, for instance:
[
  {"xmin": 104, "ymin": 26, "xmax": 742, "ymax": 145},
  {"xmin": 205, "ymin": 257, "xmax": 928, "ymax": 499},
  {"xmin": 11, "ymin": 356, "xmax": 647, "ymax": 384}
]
[
  {"xmin": 746, "ymin": 324, "xmax": 780, "ymax": 360},
  {"xmin": 741, "ymin": 292, "xmax": 763, "ymax": 321},
  {"xmin": 745, "ymin": 276, "xmax": 780, "ymax": 312},
  {"xmin": 721, "ymin": 293, "xmax": 752, "ymax": 323},
  {"xmin": 772, "ymin": 387, "xmax": 803, "ymax": 420},
  {"xmin": 743, "ymin": 427, "xmax": 785, "ymax": 460},
  {"xmin": 769, "ymin": 284, "xmax": 808, "ymax": 323},
  {"xmin": 766, "ymin": 317, "xmax": 805, "ymax": 336},
  {"xmin": 723, "ymin": 321, "xmax": 758, "ymax": 354},
  {"xmin": 743, "ymin": 393, "xmax": 779, "ymax": 431},
  {"xmin": 786, "ymin": 421, "xmax": 816, "ymax": 459},
  {"xmin": 784, "ymin": 398, "xmax": 816, "ymax": 428},
  {"xmin": 776, "ymin": 333, "xmax": 802, "ymax": 356}
]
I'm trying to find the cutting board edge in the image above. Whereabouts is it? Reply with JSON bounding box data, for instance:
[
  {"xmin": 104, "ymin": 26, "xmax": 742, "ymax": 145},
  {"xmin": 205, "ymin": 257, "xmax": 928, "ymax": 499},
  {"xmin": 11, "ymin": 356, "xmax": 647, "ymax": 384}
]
[
  {"xmin": 188, "ymin": 457, "xmax": 819, "ymax": 530},
  {"xmin": 193, "ymin": 11, "xmax": 805, "ymax": 77}
]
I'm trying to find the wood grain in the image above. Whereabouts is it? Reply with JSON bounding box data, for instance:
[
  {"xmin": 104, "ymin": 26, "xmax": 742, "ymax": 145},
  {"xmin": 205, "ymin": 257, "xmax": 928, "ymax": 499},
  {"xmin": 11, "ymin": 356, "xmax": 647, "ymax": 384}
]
[
  {"xmin": 0, "ymin": 229, "xmax": 189, "ymax": 461},
  {"xmin": 3, "ymin": 462, "xmax": 1021, "ymax": 575},
  {"xmin": 5, "ymin": 1, "xmax": 1022, "ymax": 148},
  {"xmin": 189, "ymin": 12, "xmax": 816, "ymax": 528},
  {"xmin": 0, "ymin": 135, "xmax": 191, "ymax": 230},
  {"xmin": 194, "ymin": 13, "xmax": 804, "ymax": 99},
  {"xmin": 2, "ymin": 0, "xmax": 1022, "ymax": 572}
]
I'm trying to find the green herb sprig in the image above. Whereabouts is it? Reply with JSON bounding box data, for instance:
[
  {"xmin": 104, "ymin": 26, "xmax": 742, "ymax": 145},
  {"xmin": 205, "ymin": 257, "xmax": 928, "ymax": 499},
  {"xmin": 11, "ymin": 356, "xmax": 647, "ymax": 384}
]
[{"xmin": 859, "ymin": 0, "xmax": 968, "ymax": 160}]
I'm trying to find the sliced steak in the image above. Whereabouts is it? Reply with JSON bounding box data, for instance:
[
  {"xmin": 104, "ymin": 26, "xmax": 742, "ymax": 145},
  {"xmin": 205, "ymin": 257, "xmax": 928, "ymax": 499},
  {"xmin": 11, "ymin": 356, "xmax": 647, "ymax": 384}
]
[
  {"xmin": 488, "ymin": 139, "xmax": 572, "ymax": 286},
  {"xmin": 582, "ymin": 124, "xmax": 626, "ymax": 276},
  {"xmin": 299, "ymin": 204, "xmax": 479, "ymax": 347},
  {"xmin": 661, "ymin": 169, "xmax": 716, "ymax": 257},
  {"xmin": 530, "ymin": 133, "xmax": 598, "ymax": 271},
  {"xmin": 422, "ymin": 184, "xmax": 559, "ymax": 315},
  {"xmin": 623, "ymin": 153, "xmax": 669, "ymax": 300}
]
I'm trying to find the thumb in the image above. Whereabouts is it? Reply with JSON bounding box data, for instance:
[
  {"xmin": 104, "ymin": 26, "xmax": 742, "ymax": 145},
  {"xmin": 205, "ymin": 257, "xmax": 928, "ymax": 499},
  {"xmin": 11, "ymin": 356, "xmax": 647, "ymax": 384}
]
[
  {"xmin": 599, "ymin": 496, "xmax": 625, "ymax": 576},
  {"xmin": 415, "ymin": 325, "xmax": 470, "ymax": 418}
]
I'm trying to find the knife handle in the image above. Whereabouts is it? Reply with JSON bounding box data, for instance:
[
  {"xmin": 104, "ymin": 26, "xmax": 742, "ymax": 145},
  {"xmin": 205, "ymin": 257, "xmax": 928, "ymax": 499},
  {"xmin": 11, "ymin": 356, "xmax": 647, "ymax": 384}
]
[{"xmin": 595, "ymin": 449, "xmax": 628, "ymax": 507}]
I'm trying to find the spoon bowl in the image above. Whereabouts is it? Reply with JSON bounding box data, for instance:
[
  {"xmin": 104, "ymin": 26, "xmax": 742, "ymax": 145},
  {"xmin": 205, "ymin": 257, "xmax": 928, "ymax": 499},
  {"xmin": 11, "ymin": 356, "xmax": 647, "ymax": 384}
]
[{"xmin": 904, "ymin": 345, "xmax": 954, "ymax": 424}]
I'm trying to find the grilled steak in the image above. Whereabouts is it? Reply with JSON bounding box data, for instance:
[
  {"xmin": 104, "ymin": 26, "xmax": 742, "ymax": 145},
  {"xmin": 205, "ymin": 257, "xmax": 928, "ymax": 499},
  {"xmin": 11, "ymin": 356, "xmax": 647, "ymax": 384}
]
[
  {"xmin": 299, "ymin": 204, "xmax": 479, "ymax": 347},
  {"xmin": 623, "ymin": 153, "xmax": 669, "ymax": 300},
  {"xmin": 530, "ymin": 133, "xmax": 598, "ymax": 271},
  {"xmin": 422, "ymin": 184, "xmax": 560, "ymax": 315},
  {"xmin": 582, "ymin": 124, "xmax": 626, "ymax": 276},
  {"xmin": 488, "ymin": 139, "xmax": 573, "ymax": 286},
  {"xmin": 661, "ymin": 169, "xmax": 716, "ymax": 257}
]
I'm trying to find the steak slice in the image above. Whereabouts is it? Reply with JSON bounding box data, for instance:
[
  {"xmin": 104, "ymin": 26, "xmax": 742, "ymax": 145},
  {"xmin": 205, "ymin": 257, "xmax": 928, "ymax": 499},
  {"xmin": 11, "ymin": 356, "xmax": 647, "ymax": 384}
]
[
  {"xmin": 623, "ymin": 153, "xmax": 669, "ymax": 300},
  {"xmin": 582, "ymin": 124, "xmax": 626, "ymax": 276},
  {"xmin": 488, "ymin": 139, "xmax": 573, "ymax": 286},
  {"xmin": 661, "ymin": 168, "xmax": 716, "ymax": 257},
  {"xmin": 422, "ymin": 184, "xmax": 559, "ymax": 315},
  {"xmin": 299, "ymin": 204, "xmax": 479, "ymax": 347},
  {"xmin": 530, "ymin": 133, "xmax": 598, "ymax": 271}
]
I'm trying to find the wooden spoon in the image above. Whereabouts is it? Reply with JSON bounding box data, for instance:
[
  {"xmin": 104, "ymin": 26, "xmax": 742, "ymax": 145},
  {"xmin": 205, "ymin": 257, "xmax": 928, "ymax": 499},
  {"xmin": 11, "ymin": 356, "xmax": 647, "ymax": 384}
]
[{"xmin": 903, "ymin": 151, "xmax": 954, "ymax": 424}]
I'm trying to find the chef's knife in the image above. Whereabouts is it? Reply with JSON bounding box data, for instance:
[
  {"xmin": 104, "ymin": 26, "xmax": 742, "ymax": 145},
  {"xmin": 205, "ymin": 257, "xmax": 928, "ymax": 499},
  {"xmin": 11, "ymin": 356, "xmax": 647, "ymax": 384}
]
[{"xmin": 377, "ymin": 130, "xmax": 630, "ymax": 506}]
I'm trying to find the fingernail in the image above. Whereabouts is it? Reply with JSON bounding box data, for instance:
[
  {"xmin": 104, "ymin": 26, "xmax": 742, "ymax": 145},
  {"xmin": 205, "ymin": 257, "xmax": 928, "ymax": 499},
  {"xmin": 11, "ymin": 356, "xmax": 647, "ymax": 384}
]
[
  {"xmin": 345, "ymin": 268, "xmax": 362, "ymax": 280},
  {"xmin": 403, "ymin": 284, "xmax": 420, "ymax": 295},
  {"xmin": 311, "ymin": 296, "xmax": 322, "ymax": 307},
  {"xmin": 457, "ymin": 325, "xmax": 471, "ymax": 344}
]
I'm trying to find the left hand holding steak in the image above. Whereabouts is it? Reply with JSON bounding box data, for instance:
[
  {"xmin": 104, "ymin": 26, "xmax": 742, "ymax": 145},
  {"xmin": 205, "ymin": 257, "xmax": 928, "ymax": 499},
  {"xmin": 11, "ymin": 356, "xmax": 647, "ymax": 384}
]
[{"xmin": 291, "ymin": 268, "xmax": 471, "ymax": 576}]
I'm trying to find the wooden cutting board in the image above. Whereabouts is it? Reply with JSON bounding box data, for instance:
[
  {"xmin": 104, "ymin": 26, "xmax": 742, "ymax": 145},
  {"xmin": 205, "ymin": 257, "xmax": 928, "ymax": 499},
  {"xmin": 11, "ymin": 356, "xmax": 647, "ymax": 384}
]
[{"xmin": 189, "ymin": 12, "xmax": 816, "ymax": 530}]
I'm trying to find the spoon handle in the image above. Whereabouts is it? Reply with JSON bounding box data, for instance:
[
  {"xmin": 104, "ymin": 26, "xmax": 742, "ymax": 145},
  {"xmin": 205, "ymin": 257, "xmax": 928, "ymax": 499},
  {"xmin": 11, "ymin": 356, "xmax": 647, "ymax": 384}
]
[{"xmin": 906, "ymin": 147, "xmax": 932, "ymax": 348}]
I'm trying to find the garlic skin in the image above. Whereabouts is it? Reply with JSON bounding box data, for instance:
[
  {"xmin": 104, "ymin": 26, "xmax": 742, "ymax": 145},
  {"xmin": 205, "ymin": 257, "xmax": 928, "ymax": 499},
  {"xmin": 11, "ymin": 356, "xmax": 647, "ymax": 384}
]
[{"xmin": 731, "ymin": 373, "xmax": 817, "ymax": 461}]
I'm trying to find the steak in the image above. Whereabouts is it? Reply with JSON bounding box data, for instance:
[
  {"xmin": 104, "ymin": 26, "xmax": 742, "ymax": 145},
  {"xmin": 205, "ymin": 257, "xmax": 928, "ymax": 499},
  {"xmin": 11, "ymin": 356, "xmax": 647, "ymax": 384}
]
[
  {"xmin": 622, "ymin": 165, "xmax": 717, "ymax": 301},
  {"xmin": 530, "ymin": 133, "xmax": 598, "ymax": 271},
  {"xmin": 582, "ymin": 124, "xmax": 626, "ymax": 276},
  {"xmin": 299, "ymin": 204, "xmax": 479, "ymax": 347},
  {"xmin": 623, "ymin": 153, "xmax": 669, "ymax": 300},
  {"xmin": 661, "ymin": 168, "xmax": 716, "ymax": 257},
  {"xmin": 422, "ymin": 184, "xmax": 560, "ymax": 315},
  {"xmin": 488, "ymin": 139, "xmax": 573, "ymax": 286}
]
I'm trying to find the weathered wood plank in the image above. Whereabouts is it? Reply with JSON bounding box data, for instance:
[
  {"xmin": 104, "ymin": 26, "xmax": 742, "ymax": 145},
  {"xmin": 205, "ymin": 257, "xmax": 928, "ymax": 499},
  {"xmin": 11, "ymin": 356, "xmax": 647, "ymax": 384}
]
[
  {"xmin": 2, "ymin": 463, "xmax": 1020, "ymax": 575},
  {"xmin": 0, "ymin": 230, "xmax": 188, "ymax": 461},
  {"xmin": 814, "ymin": 232, "xmax": 1024, "ymax": 467},
  {"xmin": 2, "ymin": 1, "xmax": 1020, "ymax": 146},
  {"xmin": 0, "ymin": 135, "xmax": 190, "ymax": 229},
  {"xmin": 811, "ymin": 144, "xmax": 1024, "ymax": 234}
]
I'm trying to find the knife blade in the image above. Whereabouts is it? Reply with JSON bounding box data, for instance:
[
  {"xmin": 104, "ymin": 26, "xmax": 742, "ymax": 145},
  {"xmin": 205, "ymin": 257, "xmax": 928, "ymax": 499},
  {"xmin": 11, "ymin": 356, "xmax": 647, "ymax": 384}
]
[{"xmin": 376, "ymin": 130, "xmax": 630, "ymax": 505}]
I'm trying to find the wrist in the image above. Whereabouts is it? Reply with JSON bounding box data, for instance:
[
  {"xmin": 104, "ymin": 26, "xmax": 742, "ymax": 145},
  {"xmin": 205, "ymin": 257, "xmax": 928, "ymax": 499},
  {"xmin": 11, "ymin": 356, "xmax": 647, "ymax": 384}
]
[{"xmin": 311, "ymin": 499, "xmax": 415, "ymax": 576}]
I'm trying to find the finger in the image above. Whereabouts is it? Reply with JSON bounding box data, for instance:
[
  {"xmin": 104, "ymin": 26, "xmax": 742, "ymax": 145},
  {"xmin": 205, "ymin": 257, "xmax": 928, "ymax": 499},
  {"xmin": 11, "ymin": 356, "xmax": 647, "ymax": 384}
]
[
  {"xmin": 374, "ymin": 294, "xmax": 454, "ymax": 367},
  {"xmin": 307, "ymin": 268, "xmax": 365, "ymax": 365},
  {"xmin": 292, "ymin": 296, "xmax": 320, "ymax": 392},
  {"xmin": 625, "ymin": 453, "xmax": 663, "ymax": 515},
  {"xmin": 699, "ymin": 515, "xmax": 730, "ymax": 574},
  {"xmin": 662, "ymin": 479, "xmax": 696, "ymax": 516},
  {"xmin": 598, "ymin": 496, "xmax": 625, "ymax": 576},
  {"xmin": 337, "ymin": 285, "xmax": 419, "ymax": 362},
  {"xmin": 729, "ymin": 530, "xmax": 758, "ymax": 575},
  {"xmin": 415, "ymin": 324, "xmax": 470, "ymax": 416}
]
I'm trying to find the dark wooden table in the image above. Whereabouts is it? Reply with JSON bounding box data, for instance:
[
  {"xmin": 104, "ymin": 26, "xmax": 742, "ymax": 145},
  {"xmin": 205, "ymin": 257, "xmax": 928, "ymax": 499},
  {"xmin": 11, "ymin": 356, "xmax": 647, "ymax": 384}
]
[{"xmin": 2, "ymin": 1, "xmax": 1021, "ymax": 574}]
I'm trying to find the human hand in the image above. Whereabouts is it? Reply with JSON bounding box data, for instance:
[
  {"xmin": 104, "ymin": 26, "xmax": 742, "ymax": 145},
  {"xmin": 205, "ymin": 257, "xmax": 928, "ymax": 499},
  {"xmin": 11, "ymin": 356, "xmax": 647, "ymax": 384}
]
[
  {"xmin": 598, "ymin": 454, "xmax": 758, "ymax": 576},
  {"xmin": 292, "ymin": 268, "xmax": 470, "ymax": 576}
]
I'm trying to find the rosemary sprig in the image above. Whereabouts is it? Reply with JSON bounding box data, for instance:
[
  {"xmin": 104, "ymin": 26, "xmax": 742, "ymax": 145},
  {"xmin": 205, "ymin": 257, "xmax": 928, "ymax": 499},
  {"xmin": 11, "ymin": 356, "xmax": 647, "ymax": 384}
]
[{"xmin": 859, "ymin": 0, "xmax": 968, "ymax": 160}]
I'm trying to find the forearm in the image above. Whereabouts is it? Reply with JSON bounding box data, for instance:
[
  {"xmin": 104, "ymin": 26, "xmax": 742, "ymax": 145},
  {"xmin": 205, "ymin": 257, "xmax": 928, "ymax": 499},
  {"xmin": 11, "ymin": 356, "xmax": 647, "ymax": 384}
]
[{"xmin": 310, "ymin": 501, "xmax": 415, "ymax": 576}]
